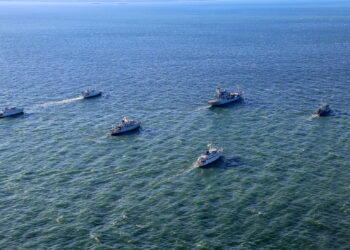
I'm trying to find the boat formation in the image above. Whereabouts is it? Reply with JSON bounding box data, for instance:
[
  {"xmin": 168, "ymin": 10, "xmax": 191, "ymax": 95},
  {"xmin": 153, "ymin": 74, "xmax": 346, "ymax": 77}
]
[
  {"xmin": 1, "ymin": 87, "xmax": 337, "ymax": 168},
  {"xmin": 208, "ymin": 87, "xmax": 242, "ymax": 106}
]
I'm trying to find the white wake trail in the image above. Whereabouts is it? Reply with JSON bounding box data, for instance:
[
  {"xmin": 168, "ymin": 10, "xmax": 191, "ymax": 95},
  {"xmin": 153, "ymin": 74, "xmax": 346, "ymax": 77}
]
[
  {"xmin": 34, "ymin": 96, "xmax": 83, "ymax": 108},
  {"xmin": 192, "ymin": 105, "xmax": 211, "ymax": 112}
]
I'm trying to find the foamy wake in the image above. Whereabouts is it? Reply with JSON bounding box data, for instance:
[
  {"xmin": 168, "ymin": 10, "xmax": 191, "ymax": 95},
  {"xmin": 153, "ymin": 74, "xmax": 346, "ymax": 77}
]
[
  {"xmin": 157, "ymin": 167, "xmax": 195, "ymax": 186},
  {"xmin": 192, "ymin": 105, "xmax": 211, "ymax": 111},
  {"xmin": 34, "ymin": 96, "xmax": 83, "ymax": 108}
]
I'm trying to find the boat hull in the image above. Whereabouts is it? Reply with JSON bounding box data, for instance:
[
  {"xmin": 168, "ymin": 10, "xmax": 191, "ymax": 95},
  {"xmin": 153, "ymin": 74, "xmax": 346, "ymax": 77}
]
[
  {"xmin": 315, "ymin": 106, "xmax": 332, "ymax": 117},
  {"xmin": 208, "ymin": 95, "xmax": 241, "ymax": 106},
  {"xmin": 317, "ymin": 110, "xmax": 332, "ymax": 117},
  {"xmin": 196, "ymin": 153, "xmax": 222, "ymax": 168},
  {"xmin": 110, "ymin": 123, "xmax": 140, "ymax": 136},
  {"xmin": 82, "ymin": 92, "xmax": 102, "ymax": 99},
  {"xmin": 318, "ymin": 112, "xmax": 331, "ymax": 117},
  {"xmin": 0, "ymin": 111, "xmax": 24, "ymax": 118}
]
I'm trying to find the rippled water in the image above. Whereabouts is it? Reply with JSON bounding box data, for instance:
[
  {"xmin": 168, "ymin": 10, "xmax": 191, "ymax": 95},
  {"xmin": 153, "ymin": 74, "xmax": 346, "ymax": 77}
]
[{"xmin": 1, "ymin": 1, "xmax": 350, "ymax": 248}]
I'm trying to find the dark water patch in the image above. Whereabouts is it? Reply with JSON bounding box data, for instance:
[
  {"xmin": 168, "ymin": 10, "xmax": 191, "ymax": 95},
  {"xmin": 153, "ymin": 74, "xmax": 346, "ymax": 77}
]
[
  {"xmin": 332, "ymin": 109, "xmax": 350, "ymax": 116},
  {"xmin": 222, "ymin": 156, "xmax": 246, "ymax": 168}
]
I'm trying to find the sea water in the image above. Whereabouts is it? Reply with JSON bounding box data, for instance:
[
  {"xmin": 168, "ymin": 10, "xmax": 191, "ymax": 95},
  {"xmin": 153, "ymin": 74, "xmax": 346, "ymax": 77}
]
[{"xmin": 0, "ymin": 1, "xmax": 350, "ymax": 248}]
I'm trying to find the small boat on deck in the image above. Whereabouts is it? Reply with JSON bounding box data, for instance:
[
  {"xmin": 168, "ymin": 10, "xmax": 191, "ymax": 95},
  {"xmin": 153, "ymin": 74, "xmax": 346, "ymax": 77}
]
[
  {"xmin": 110, "ymin": 117, "xmax": 141, "ymax": 136},
  {"xmin": 315, "ymin": 103, "xmax": 332, "ymax": 117},
  {"xmin": 81, "ymin": 89, "xmax": 102, "ymax": 99},
  {"xmin": 194, "ymin": 144, "xmax": 223, "ymax": 168},
  {"xmin": 0, "ymin": 107, "xmax": 24, "ymax": 118},
  {"xmin": 208, "ymin": 87, "xmax": 242, "ymax": 106}
]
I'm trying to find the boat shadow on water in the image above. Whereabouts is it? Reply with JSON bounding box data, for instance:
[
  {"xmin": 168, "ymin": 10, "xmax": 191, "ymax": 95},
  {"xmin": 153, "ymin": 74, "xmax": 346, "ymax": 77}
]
[{"xmin": 329, "ymin": 109, "xmax": 350, "ymax": 116}]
